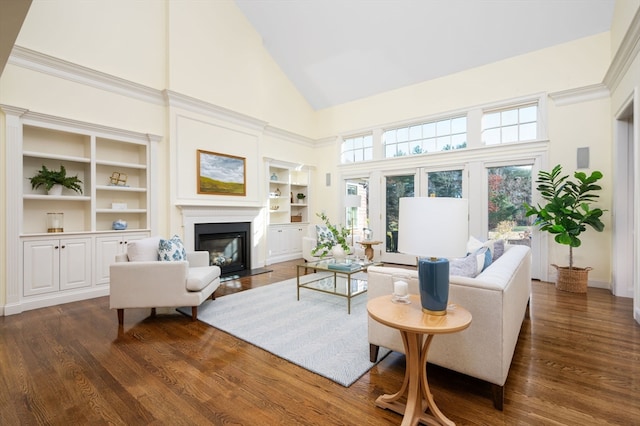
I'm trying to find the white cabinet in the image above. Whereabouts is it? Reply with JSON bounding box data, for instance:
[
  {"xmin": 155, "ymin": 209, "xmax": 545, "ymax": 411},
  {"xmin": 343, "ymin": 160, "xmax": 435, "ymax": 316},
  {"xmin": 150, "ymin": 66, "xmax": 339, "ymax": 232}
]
[
  {"xmin": 2, "ymin": 106, "xmax": 160, "ymax": 314},
  {"xmin": 95, "ymin": 233, "xmax": 148, "ymax": 285},
  {"xmin": 23, "ymin": 237, "xmax": 92, "ymax": 296},
  {"xmin": 267, "ymin": 224, "xmax": 305, "ymax": 264}
]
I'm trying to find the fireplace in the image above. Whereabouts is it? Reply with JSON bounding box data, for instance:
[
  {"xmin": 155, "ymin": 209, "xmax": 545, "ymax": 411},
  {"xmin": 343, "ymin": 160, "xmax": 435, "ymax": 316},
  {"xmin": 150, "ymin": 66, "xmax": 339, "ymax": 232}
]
[{"xmin": 194, "ymin": 222, "xmax": 251, "ymax": 276}]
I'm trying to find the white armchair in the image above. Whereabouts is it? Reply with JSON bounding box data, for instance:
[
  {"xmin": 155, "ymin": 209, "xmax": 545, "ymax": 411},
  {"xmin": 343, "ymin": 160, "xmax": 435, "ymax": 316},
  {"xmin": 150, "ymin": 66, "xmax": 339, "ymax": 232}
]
[{"xmin": 109, "ymin": 237, "xmax": 221, "ymax": 325}]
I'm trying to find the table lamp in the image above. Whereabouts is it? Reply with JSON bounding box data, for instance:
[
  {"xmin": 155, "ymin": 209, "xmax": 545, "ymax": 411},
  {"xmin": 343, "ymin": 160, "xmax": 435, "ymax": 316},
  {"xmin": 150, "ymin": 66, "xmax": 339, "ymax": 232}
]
[
  {"xmin": 344, "ymin": 194, "xmax": 362, "ymax": 247},
  {"xmin": 398, "ymin": 197, "xmax": 468, "ymax": 315}
]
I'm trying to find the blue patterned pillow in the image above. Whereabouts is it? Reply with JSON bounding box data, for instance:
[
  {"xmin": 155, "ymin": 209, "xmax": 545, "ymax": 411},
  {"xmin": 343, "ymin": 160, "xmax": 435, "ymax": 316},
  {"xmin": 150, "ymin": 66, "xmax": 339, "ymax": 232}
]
[
  {"xmin": 158, "ymin": 235, "xmax": 187, "ymax": 261},
  {"xmin": 316, "ymin": 225, "xmax": 336, "ymax": 246}
]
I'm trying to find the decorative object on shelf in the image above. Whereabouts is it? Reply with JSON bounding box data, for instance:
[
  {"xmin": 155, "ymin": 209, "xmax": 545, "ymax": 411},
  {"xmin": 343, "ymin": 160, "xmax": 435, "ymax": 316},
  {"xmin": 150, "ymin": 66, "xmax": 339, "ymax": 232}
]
[
  {"xmin": 111, "ymin": 202, "xmax": 127, "ymax": 210},
  {"xmin": 296, "ymin": 193, "xmax": 306, "ymax": 203},
  {"xmin": 109, "ymin": 172, "xmax": 128, "ymax": 186},
  {"xmin": 291, "ymin": 214, "xmax": 302, "ymax": 222},
  {"xmin": 398, "ymin": 197, "xmax": 469, "ymax": 315},
  {"xmin": 524, "ymin": 164, "xmax": 606, "ymax": 293},
  {"xmin": 363, "ymin": 227, "xmax": 373, "ymax": 241},
  {"xmin": 311, "ymin": 212, "xmax": 350, "ymax": 258},
  {"xmin": 290, "ymin": 192, "xmax": 294, "ymax": 203},
  {"xmin": 46, "ymin": 212, "xmax": 64, "ymax": 233},
  {"xmin": 29, "ymin": 165, "xmax": 83, "ymax": 194},
  {"xmin": 271, "ymin": 172, "xmax": 278, "ymax": 181},
  {"xmin": 112, "ymin": 219, "xmax": 128, "ymax": 230},
  {"xmin": 344, "ymin": 194, "xmax": 361, "ymax": 247},
  {"xmin": 270, "ymin": 205, "xmax": 280, "ymax": 211},
  {"xmin": 269, "ymin": 192, "xmax": 280, "ymax": 198},
  {"xmin": 197, "ymin": 149, "xmax": 246, "ymax": 196},
  {"xmin": 275, "ymin": 187, "xmax": 281, "ymax": 196}
]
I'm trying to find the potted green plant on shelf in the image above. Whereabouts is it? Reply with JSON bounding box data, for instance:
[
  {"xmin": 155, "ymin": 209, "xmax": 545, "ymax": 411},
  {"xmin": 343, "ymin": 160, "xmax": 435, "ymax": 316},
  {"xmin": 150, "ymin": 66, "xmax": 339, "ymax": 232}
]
[
  {"xmin": 524, "ymin": 164, "xmax": 605, "ymax": 293},
  {"xmin": 296, "ymin": 193, "xmax": 306, "ymax": 203},
  {"xmin": 29, "ymin": 165, "xmax": 83, "ymax": 195},
  {"xmin": 311, "ymin": 212, "xmax": 351, "ymax": 260}
]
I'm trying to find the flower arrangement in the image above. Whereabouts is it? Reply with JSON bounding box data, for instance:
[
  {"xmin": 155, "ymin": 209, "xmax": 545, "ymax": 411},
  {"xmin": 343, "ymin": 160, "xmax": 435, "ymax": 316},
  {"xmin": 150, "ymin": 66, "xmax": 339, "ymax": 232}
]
[{"xmin": 311, "ymin": 212, "xmax": 350, "ymax": 257}]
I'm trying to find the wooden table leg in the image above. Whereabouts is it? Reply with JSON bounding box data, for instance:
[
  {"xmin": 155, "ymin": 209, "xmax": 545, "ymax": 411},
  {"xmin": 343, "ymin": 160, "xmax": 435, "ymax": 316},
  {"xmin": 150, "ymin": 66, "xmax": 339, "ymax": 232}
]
[{"xmin": 375, "ymin": 331, "xmax": 455, "ymax": 426}]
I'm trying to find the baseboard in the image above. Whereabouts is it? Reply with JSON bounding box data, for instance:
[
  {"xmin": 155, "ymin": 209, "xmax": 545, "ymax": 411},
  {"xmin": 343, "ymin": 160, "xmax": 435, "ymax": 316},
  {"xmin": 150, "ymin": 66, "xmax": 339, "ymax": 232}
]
[{"xmin": 3, "ymin": 287, "xmax": 109, "ymax": 316}]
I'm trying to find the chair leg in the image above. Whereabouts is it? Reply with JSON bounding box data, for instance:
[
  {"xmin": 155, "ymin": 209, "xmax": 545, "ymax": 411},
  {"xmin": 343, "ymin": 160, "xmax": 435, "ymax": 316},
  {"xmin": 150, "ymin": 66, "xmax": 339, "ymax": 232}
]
[
  {"xmin": 369, "ymin": 344, "xmax": 380, "ymax": 363},
  {"xmin": 191, "ymin": 306, "xmax": 198, "ymax": 321},
  {"xmin": 491, "ymin": 384, "xmax": 504, "ymax": 411},
  {"xmin": 150, "ymin": 307, "xmax": 156, "ymax": 317},
  {"xmin": 117, "ymin": 309, "xmax": 124, "ymax": 325}
]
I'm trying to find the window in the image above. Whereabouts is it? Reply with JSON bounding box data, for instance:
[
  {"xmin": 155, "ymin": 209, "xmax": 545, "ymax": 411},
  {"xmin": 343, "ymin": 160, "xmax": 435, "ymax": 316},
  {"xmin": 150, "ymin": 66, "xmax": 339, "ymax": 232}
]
[
  {"xmin": 341, "ymin": 135, "xmax": 373, "ymax": 164},
  {"xmin": 383, "ymin": 116, "xmax": 467, "ymax": 158},
  {"xmin": 482, "ymin": 104, "xmax": 538, "ymax": 145},
  {"xmin": 426, "ymin": 169, "xmax": 463, "ymax": 198},
  {"xmin": 385, "ymin": 175, "xmax": 415, "ymax": 252},
  {"xmin": 487, "ymin": 165, "xmax": 532, "ymax": 245}
]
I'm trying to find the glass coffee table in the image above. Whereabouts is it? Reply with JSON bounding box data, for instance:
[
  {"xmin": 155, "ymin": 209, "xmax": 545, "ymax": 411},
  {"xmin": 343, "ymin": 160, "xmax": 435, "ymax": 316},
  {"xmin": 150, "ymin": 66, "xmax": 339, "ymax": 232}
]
[{"xmin": 297, "ymin": 258, "xmax": 372, "ymax": 314}]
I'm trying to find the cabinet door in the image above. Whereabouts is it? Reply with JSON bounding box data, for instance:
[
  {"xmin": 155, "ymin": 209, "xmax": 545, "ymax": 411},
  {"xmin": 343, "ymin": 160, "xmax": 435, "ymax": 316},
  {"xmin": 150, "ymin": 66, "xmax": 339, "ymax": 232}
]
[
  {"xmin": 95, "ymin": 236, "xmax": 125, "ymax": 285},
  {"xmin": 23, "ymin": 240, "xmax": 60, "ymax": 296},
  {"xmin": 268, "ymin": 226, "xmax": 287, "ymax": 257},
  {"xmin": 288, "ymin": 226, "xmax": 304, "ymax": 254},
  {"xmin": 95, "ymin": 233, "xmax": 149, "ymax": 285},
  {"xmin": 59, "ymin": 238, "xmax": 92, "ymax": 291}
]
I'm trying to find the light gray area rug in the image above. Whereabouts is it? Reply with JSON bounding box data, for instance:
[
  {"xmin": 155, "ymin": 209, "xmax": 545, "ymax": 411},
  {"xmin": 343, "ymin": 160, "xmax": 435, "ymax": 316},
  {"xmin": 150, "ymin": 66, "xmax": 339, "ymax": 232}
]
[{"xmin": 179, "ymin": 273, "xmax": 390, "ymax": 387}]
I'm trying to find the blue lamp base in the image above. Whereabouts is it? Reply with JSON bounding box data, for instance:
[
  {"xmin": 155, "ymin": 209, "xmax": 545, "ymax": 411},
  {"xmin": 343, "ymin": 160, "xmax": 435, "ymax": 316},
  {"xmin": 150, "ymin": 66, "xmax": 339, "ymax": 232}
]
[{"xmin": 418, "ymin": 257, "xmax": 449, "ymax": 316}]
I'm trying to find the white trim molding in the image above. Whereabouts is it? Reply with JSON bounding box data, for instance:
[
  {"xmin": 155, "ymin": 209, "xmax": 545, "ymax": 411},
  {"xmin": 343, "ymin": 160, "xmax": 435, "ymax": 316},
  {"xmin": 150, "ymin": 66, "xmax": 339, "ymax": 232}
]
[
  {"xmin": 8, "ymin": 45, "xmax": 165, "ymax": 105},
  {"xmin": 548, "ymin": 83, "xmax": 610, "ymax": 106},
  {"xmin": 604, "ymin": 7, "xmax": 640, "ymax": 91}
]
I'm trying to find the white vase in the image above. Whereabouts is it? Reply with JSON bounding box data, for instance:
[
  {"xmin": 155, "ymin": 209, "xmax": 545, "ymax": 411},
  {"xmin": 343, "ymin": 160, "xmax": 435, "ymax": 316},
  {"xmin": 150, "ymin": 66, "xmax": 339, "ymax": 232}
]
[
  {"xmin": 332, "ymin": 245, "xmax": 347, "ymax": 262},
  {"xmin": 47, "ymin": 184, "xmax": 63, "ymax": 196}
]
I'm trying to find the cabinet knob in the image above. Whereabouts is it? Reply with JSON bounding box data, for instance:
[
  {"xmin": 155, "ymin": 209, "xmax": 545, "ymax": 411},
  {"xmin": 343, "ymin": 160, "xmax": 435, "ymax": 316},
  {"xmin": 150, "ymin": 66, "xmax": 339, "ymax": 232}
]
[
  {"xmin": 61, "ymin": 245, "xmax": 66, "ymax": 249},
  {"xmin": 54, "ymin": 246, "xmax": 59, "ymax": 249}
]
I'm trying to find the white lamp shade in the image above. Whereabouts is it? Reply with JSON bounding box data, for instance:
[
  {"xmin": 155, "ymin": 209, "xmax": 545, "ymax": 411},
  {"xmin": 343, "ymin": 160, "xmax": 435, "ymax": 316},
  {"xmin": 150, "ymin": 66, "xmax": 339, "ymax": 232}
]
[
  {"xmin": 344, "ymin": 194, "xmax": 361, "ymax": 208},
  {"xmin": 398, "ymin": 197, "xmax": 469, "ymax": 258}
]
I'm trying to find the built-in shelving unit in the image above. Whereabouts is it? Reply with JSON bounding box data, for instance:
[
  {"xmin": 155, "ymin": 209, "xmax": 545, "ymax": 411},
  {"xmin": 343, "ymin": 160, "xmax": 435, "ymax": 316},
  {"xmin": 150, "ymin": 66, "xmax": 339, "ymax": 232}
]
[
  {"xmin": 265, "ymin": 159, "xmax": 311, "ymax": 264},
  {"xmin": 2, "ymin": 105, "xmax": 160, "ymax": 315}
]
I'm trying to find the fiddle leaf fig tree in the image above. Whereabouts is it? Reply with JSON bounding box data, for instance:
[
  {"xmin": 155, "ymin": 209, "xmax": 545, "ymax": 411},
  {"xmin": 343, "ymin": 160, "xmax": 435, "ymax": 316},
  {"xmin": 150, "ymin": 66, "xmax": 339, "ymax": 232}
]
[{"xmin": 524, "ymin": 164, "xmax": 605, "ymax": 269}]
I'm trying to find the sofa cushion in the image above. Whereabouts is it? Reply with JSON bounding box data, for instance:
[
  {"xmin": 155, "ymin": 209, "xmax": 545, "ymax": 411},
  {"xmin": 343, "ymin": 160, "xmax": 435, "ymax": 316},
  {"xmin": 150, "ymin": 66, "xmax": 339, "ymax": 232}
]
[
  {"xmin": 158, "ymin": 235, "xmax": 187, "ymax": 261},
  {"xmin": 493, "ymin": 239, "xmax": 505, "ymax": 261},
  {"xmin": 450, "ymin": 252, "xmax": 480, "ymax": 277},
  {"xmin": 316, "ymin": 225, "xmax": 336, "ymax": 246},
  {"xmin": 186, "ymin": 266, "xmax": 221, "ymax": 291},
  {"xmin": 127, "ymin": 236, "xmax": 161, "ymax": 261}
]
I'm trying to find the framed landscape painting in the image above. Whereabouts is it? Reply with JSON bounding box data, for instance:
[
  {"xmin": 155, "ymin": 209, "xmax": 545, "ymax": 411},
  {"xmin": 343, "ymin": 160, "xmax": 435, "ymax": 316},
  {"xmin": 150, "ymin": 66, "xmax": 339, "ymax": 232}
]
[{"xmin": 197, "ymin": 150, "xmax": 246, "ymax": 196}]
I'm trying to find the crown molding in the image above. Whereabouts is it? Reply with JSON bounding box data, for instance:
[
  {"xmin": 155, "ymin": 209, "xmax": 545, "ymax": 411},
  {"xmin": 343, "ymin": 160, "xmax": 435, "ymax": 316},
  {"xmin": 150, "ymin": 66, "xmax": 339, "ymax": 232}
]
[
  {"xmin": 0, "ymin": 104, "xmax": 161, "ymax": 142},
  {"xmin": 263, "ymin": 125, "xmax": 314, "ymax": 146},
  {"xmin": 548, "ymin": 83, "xmax": 610, "ymax": 106},
  {"xmin": 8, "ymin": 45, "xmax": 165, "ymax": 105},
  {"xmin": 604, "ymin": 7, "xmax": 640, "ymax": 91},
  {"xmin": 163, "ymin": 90, "xmax": 268, "ymax": 132}
]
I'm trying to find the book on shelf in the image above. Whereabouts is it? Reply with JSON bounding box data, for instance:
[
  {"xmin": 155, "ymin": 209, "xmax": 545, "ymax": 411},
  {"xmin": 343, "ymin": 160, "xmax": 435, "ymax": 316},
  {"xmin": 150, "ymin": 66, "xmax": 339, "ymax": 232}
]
[{"xmin": 327, "ymin": 262, "xmax": 362, "ymax": 272}]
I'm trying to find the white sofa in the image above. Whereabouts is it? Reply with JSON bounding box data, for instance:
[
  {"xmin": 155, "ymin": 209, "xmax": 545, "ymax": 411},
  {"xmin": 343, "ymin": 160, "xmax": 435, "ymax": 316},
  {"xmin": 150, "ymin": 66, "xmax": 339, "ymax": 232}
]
[
  {"xmin": 367, "ymin": 244, "xmax": 531, "ymax": 410},
  {"xmin": 109, "ymin": 237, "xmax": 221, "ymax": 325}
]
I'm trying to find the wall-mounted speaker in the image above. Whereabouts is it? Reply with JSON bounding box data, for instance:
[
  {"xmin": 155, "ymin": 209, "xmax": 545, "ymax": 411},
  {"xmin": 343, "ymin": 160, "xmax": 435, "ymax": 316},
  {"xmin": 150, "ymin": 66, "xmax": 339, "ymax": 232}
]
[{"xmin": 577, "ymin": 147, "xmax": 589, "ymax": 169}]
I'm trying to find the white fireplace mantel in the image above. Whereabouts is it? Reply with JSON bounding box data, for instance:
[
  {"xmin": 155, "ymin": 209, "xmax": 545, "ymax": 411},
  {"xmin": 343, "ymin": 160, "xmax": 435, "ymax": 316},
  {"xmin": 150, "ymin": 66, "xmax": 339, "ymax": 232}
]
[{"xmin": 177, "ymin": 204, "xmax": 266, "ymax": 270}]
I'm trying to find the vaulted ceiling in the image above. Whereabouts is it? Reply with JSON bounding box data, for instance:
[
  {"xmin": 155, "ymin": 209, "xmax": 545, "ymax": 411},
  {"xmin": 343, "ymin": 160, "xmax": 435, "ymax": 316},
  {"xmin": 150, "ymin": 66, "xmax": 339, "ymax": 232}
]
[{"xmin": 235, "ymin": 0, "xmax": 615, "ymax": 110}]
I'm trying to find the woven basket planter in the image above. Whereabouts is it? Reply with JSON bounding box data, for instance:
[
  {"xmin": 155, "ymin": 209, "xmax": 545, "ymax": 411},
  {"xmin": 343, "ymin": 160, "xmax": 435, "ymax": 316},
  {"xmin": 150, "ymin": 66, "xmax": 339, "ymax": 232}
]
[{"xmin": 552, "ymin": 264, "xmax": 592, "ymax": 293}]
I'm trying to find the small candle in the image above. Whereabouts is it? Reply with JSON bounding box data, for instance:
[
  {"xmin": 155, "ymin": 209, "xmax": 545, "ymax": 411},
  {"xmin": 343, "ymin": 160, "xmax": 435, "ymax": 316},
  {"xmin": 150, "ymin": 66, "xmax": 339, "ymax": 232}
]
[{"xmin": 394, "ymin": 280, "xmax": 408, "ymax": 297}]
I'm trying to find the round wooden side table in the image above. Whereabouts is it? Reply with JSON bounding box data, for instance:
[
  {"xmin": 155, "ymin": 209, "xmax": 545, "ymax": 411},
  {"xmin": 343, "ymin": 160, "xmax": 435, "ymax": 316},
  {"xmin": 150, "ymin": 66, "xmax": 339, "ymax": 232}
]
[{"xmin": 367, "ymin": 294, "xmax": 472, "ymax": 426}]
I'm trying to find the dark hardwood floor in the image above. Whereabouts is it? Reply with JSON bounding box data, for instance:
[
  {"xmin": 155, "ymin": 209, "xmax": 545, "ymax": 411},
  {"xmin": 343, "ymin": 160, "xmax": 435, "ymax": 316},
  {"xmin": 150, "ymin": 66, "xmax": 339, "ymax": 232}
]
[{"xmin": 1, "ymin": 259, "xmax": 639, "ymax": 425}]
